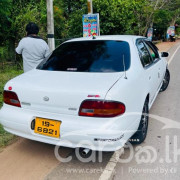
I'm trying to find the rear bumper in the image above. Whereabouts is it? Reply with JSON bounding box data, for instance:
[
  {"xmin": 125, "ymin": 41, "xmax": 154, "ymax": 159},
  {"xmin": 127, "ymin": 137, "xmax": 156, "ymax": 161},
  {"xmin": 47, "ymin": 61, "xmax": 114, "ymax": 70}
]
[{"xmin": 0, "ymin": 104, "xmax": 139, "ymax": 151}]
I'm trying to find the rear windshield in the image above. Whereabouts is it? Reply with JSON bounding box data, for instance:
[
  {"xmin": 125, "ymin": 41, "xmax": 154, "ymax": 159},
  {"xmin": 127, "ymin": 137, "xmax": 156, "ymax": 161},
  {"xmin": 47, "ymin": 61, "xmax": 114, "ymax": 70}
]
[{"xmin": 37, "ymin": 40, "xmax": 130, "ymax": 72}]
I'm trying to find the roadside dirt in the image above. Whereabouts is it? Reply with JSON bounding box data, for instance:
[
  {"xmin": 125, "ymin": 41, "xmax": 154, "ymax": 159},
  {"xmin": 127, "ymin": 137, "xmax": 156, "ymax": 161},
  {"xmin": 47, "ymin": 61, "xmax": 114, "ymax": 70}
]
[
  {"xmin": 156, "ymin": 40, "xmax": 179, "ymax": 52},
  {"xmin": 0, "ymin": 39, "xmax": 179, "ymax": 180},
  {"xmin": 0, "ymin": 138, "xmax": 71, "ymax": 180}
]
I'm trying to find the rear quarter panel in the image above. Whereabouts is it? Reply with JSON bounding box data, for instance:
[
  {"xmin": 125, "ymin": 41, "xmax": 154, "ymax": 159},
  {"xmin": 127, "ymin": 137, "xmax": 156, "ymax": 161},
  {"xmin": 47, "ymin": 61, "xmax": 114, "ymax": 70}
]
[{"xmin": 105, "ymin": 40, "xmax": 151, "ymax": 132}]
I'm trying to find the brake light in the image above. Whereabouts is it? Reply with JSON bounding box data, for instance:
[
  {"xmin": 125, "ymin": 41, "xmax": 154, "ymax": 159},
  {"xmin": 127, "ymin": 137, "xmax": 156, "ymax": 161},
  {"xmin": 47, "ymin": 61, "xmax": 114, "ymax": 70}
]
[
  {"xmin": 3, "ymin": 91, "xmax": 21, "ymax": 107},
  {"xmin": 79, "ymin": 100, "xmax": 125, "ymax": 118}
]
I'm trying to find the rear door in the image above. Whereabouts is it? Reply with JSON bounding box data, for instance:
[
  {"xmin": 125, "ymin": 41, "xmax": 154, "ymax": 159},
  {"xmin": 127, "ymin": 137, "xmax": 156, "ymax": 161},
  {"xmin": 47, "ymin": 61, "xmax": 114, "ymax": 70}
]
[
  {"xmin": 144, "ymin": 40, "xmax": 165, "ymax": 90},
  {"xmin": 136, "ymin": 39, "xmax": 158, "ymax": 103}
]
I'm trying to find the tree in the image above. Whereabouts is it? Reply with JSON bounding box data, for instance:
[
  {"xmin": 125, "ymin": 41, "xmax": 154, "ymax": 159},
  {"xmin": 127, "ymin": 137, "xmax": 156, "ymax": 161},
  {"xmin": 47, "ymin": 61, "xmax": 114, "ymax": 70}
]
[
  {"xmin": 153, "ymin": 0, "xmax": 180, "ymax": 38},
  {"xmin": 56, "ymin": 0, "xmax": 87, "ymax": 38},
  {"xmin": 0, "ymin": 0, "xmax": 47, "ymax": 61},
  {"xmin": 0, "ymin": 0, "xmax": 12, "ymax": 45},
  {"xmin": 1, "ymin": 0, "xmax": 180, "ymax": 63}
]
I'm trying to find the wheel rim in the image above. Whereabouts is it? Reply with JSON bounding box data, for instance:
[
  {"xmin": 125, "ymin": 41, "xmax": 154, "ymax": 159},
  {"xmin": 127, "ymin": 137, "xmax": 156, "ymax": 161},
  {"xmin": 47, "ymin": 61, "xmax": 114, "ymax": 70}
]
[
  {"xmin": 141, "ymin": 104, "xmax": 148, "ymax": 137},
  {"xmin": 162, "ymin": 70, "xmax": 170, "ymax": 90}
]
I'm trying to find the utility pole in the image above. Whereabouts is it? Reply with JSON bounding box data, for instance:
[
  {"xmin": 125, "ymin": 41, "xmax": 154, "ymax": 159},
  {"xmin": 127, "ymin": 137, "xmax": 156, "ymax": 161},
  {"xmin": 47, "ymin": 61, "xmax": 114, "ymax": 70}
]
[
  {"xmin": 46, "ymin": 0, "xmax": 55, "ymax": 52},
  {"xmin": 87, "ymin": 0, "xmax": 93, "ymax": 14}
]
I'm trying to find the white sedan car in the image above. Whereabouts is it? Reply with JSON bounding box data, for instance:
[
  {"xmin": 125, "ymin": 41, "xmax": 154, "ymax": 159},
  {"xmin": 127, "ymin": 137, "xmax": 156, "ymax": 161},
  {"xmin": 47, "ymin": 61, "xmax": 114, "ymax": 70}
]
[{"xmin": 0, "ymin": 35, "xmax": 170, "ymax": 152}]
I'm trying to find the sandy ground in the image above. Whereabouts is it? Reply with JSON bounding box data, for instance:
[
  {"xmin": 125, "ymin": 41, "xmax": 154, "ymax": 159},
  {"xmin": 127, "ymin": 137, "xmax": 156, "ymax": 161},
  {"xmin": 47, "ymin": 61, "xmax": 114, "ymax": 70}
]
[
  {"xmin": 0, "ymin": 137, "xmax": 71, "ymax": 180},
  {"xmin": 156, "ymin": 40, "xmax": 179, "ymax": 52},
  {"xmin": 0, "ymin": 39, "xmax": 179, "ymax": 180}
]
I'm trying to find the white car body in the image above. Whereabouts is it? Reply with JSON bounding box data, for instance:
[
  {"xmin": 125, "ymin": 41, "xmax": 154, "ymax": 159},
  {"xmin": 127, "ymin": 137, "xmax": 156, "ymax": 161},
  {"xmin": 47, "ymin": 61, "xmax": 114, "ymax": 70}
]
[{"xmin": 0, "ymin": 35, "xmax": 168, "ymax": 151}]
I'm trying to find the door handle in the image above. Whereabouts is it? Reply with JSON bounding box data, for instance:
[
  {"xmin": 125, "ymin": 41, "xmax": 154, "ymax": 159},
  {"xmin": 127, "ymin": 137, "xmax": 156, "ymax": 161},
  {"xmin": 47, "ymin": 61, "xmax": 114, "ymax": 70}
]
[{"xmin": 149, "ymin": 76, "xmax": 151, "ymax": 80}]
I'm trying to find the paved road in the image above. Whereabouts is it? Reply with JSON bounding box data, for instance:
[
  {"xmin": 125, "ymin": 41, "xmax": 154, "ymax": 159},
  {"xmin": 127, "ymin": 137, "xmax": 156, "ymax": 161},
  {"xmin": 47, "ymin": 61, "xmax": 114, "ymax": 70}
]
[{"xmin": 0, "ymin": 41, "xmax": 180, "ymax": 180}]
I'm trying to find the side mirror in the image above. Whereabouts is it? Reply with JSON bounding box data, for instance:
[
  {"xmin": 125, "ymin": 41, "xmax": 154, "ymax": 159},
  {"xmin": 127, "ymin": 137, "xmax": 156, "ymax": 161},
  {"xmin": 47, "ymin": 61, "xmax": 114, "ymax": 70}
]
[{"xmin": 161, "ymin": 52, "xmax": 169, "ymax": 57}]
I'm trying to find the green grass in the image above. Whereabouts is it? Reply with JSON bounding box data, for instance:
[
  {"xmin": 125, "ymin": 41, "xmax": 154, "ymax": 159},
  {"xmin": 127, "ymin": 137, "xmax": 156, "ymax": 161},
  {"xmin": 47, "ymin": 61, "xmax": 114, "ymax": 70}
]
[
  {"xmin": 0, "ymin": 124, "xmax": 16, "ymax": 149},
  {"xmin": 0, "ymin": 65, "xmax": 23, "ymax": 148}
]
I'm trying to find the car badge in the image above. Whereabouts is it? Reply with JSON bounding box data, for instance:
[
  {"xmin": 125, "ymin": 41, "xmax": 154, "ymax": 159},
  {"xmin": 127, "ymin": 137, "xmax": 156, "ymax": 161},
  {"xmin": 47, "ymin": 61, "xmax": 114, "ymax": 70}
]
[{"xmin": 43, "ymin": 96, "xmax": 49, "ymax": 101}]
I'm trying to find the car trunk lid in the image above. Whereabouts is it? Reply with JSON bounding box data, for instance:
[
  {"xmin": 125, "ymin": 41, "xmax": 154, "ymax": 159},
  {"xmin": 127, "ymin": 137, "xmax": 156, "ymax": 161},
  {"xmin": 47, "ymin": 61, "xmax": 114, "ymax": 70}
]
[{"xmin": 6, "ymin": 70, "xmax": 123, "ymax": 115}]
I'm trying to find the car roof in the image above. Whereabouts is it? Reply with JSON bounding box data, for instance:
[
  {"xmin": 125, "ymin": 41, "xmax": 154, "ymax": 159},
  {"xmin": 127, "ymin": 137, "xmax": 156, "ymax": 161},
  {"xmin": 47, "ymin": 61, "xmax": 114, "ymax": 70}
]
[{"xmin": 66, "ymin": 35, "xmax": 146, "ymax": 43}]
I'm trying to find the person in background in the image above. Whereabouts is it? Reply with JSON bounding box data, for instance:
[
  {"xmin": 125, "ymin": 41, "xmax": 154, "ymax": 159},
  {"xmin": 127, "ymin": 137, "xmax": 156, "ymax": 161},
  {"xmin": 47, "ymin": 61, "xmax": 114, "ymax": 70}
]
[{"xmin": 16, "ymin": 22, "xmax": 50, "ymax": 72}]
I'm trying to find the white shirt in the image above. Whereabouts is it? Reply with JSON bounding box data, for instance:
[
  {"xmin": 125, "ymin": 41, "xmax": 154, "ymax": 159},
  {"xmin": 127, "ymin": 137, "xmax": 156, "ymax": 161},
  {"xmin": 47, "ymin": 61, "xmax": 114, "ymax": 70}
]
[{"xmin": 16, "ymin": 37, "xmax": 50, "ymax": 72}]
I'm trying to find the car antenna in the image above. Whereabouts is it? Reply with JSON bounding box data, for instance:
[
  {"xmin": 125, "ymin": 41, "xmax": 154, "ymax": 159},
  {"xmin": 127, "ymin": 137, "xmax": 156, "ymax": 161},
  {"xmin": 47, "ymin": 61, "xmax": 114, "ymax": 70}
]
[{"xmin": 123, "ymin": 54, "xmax": 128, "ymax": 79}]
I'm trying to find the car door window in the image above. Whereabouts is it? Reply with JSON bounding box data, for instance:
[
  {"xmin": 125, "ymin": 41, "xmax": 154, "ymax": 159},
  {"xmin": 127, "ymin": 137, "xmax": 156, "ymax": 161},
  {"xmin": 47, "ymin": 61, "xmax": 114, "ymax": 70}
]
[
  {"xmin": 148, "ymin": 41, "xmax": 159, "ymax": 52},
  {"xmin": 136, "ymin": 40, "xmax": 153, "ymax": 67},
  {"xmin": 144, "ymin": 41, "xmax": 160, "ymax": 62}
]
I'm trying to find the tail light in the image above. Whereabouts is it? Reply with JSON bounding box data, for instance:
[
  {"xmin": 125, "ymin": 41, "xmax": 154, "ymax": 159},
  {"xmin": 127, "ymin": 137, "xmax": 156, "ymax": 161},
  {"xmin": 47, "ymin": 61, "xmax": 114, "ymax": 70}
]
[
  {"xmin": 79, "ymin": 100, "xmax": 125, "ymax": 118},
  {"xmin": 3, "ymin": 90, "xmax": 21, "ymax": 107}
]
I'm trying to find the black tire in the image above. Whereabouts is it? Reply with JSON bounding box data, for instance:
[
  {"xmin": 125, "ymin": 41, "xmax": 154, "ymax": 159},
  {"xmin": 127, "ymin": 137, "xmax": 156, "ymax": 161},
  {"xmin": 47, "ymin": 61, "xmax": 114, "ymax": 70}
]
[
  {"xmin": 129, "ymin": 99, "xmax": 149, "ymax": 144},
  {"xmin": 160, "ymin": 69, "xmax": 170, "ymax": 92}
]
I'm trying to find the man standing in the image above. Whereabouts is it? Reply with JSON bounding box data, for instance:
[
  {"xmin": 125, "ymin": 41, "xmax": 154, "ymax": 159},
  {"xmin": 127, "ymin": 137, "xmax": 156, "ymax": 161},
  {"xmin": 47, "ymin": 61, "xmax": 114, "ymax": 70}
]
[{"xmin": 16, "ymin": 22, "xmax": 50, "ymax": 72}]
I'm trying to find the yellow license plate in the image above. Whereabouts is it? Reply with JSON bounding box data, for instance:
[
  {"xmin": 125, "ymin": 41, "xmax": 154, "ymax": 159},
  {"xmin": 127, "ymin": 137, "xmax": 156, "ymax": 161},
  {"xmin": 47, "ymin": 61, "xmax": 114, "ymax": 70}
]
[{"xmin": 34, "ymin": 117, "xmax": 61, "ymax": 138}]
